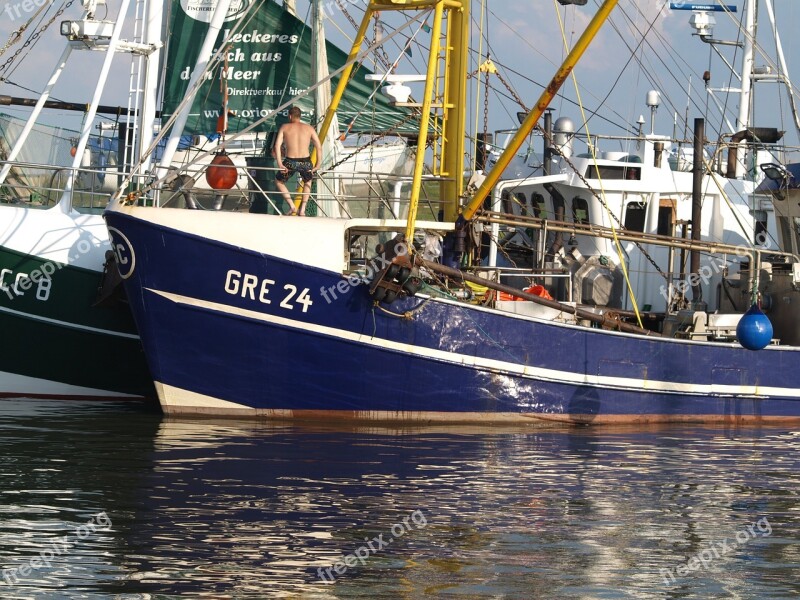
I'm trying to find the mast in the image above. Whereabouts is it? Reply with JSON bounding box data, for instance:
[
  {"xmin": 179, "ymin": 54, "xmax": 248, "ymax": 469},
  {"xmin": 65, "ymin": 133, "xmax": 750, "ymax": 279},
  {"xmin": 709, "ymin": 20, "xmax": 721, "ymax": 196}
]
[
  {"xmin": 691, "ymin": 118, "xmax": 704, "ymax": 306},
  {"xmin": 736, "ymin": 0, "xmax": 755, "ymax": 133},
  {"xmin": 311, "ymin": 0, "xmax": 342, "ymax": 217},
  {"xmin": 403, "ymin": 1, "xmax": 446, "ymax": 244},
  {"xmin": 136, "ymin": 0, "xmax": 164, "ymax": 171},
  {"xmin": 56, "ymin": 0, "xmax": 134, "ymax": 214},
  {"xmin": 441, "ymin": 0, "xmax": 469, "ymax": 222},
  {"xmin": 318, "ymin": 0, "xmax": 468, "ymax": 242}
]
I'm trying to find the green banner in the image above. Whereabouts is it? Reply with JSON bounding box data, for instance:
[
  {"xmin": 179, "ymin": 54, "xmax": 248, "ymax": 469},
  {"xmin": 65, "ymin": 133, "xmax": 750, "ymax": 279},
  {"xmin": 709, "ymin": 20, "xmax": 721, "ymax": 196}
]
[{"xmin": 162, "ymin": 0, "xmax": 412, "ymax": 135}]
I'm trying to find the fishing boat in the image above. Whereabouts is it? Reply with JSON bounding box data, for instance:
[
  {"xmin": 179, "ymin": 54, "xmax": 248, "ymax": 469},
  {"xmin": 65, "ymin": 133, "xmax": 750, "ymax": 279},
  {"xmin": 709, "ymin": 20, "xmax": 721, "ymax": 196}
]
[
  {"xmin": 104, "ymin": 0, "xmax": 800, "ymax": 423},
  {"xmin": 0, "ymin": 0, "xmax": 158, "ymax": 399},
  {"xmin": 0, "ymin": 0, "xmax": 409, "ymax": 398}
]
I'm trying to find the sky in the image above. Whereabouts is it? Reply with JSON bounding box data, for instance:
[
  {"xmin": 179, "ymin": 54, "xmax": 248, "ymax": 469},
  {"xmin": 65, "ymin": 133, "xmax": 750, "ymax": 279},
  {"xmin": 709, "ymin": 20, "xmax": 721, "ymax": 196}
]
[{"xmin": 0, "ymin": 0, "xmax": 797, "ymax": 155}]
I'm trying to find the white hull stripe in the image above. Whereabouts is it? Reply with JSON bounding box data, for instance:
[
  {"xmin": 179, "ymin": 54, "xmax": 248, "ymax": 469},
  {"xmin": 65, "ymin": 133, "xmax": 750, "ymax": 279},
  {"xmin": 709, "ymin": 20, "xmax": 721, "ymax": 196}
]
[
  {"xmin": 148, "ymin": 288, "xmax": 800, "ymax": 399},
  {"xmin": 0, "ymin": 304, "xmax": 139, "ymax": 339},
  {"xmin": 0, "ymin": 369, "xmax": 139, "ymax": 398},
  {"xmin": 155, "ymin": 381, "xmax": 250, "ymax": 409}
]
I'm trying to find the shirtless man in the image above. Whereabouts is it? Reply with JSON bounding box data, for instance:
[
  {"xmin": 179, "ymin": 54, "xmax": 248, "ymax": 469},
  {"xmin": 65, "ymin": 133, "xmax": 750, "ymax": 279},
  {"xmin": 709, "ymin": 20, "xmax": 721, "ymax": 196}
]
[{"xmin": 274, "ymin": 106, "xmax": 323, "ymax": 216}]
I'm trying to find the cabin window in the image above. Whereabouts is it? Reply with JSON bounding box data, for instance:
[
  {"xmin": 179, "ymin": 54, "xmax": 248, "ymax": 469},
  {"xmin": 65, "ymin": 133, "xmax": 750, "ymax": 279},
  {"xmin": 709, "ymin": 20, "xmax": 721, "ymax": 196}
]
[
  {"xmin": 657, "ymin": 205, "xmax": 673, "ymax": 236},
  {"xmin": 624, "ymin": 202, "xmax": 647, "ymax": 232},
  {"xmin": 625, "ymin": 167, "xmax": 641, "ymax": 180},
  {"xmin": 531, "ymin": 192, "xmax": 546, "ymax": 218},
  {"xmin": 346, "ymin": 229, "xmax": 402, "ymax": 272},
  {"xmin": 515, "ymin": 192, "xmax": 528, "ymax": 216},
  {"xmin": 572, "ymin": 197, "xmax": 589, "ymax": 225},
  {"xmin": 501, "ymin": 191, "xmax": 513, "ymax": 214},
  {"xmin": 778, "ymin": 217, "xmax": 793, "ymax": 253},
  {"xmin": 584, "ymin": 165, "xmax": 641, "ymax": 180},
  {"xmin": 752, "ymin": 210, "xmax": 768, "ymax": 246}
]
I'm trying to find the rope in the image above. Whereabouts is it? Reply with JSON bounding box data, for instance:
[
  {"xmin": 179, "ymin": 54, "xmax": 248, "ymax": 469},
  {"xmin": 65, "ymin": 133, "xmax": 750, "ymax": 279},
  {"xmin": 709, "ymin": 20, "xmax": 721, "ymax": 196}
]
[{"xmin": 373, "ymin": 297, "xmax": 430, "ymax": 319}]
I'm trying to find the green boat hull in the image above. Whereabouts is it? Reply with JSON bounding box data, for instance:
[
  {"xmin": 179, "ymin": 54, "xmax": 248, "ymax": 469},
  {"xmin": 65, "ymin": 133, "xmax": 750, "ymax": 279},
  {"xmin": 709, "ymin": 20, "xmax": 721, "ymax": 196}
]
[{"xmin": 0, "ymin": 244, "xmax": 154, "ymax": 398}]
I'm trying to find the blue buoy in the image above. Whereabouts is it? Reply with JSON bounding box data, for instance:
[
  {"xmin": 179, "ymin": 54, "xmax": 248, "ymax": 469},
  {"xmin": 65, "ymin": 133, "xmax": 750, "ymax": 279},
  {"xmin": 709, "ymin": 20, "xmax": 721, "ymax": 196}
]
[{"xmin": 736, "ymin": 304, "xmax": 773, "ymax": 351}]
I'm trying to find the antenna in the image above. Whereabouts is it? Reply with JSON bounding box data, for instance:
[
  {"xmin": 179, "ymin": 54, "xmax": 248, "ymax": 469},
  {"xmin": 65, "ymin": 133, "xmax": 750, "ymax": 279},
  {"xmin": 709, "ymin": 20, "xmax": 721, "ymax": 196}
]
[
  {"xmin": 646, "ymin": 90, "xmax": 660, "ymax": 135},
  {"xmin": 684, "ymin": 74, "xmax": 692, "ymax": 141}
]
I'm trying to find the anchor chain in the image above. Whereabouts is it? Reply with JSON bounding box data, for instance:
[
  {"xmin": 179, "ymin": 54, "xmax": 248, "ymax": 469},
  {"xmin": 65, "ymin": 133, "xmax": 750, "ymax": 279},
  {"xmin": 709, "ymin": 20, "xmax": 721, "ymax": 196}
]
[
  {"xmin": 335, "ymin": 0, "xmax": 393, "ymax": 72},
  {"xmin": 325, "ymin": 111, "xmax": 420, "ymax": 173}
]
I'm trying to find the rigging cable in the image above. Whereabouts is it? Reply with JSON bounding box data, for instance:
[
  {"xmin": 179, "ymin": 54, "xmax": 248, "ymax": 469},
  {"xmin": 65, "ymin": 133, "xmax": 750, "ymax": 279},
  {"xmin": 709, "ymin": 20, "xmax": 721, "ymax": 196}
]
[
  {"xmin": 553, "ymin": 0, "xmax": 643, "ymax": 328},
  {"xmin": 0, "ymin": 0, "xmax": 51, "ymax": 59},
  {"xmin": 0, "ymin": 0, "xmax": 74, "ymax": 80},
  {"xmin": 470, "ymin": 0, "xmax": 486, "ymax": 173}
]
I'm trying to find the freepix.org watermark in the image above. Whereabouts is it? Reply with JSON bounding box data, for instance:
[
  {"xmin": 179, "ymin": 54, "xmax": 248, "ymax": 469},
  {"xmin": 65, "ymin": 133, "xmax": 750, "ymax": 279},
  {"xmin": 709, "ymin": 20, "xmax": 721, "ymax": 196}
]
[
  {"xmin": 3, "ymin": 0, "xmax": 50, "ymax": 22},
  {"xmin": 660, "ymin": 516, "xmax": 772, "ymax": 584},
  {"xmin": 2, "ymin": 512, "xmax": 113, "ymax": 585},
  {"xmin": 1, "ymin": 238, "xmax": 94, "ymax": 302},
  {"xmin": 659, "ymin": 233, "xmax": 772, "ymax": 303},
  {"xmin": 317, "ymin": 509, "xmax": 427, "ymax": 583},
  {"xmin": 318, "ymin": 0, "xmax": 368, "ymax": 19},
  {"xmin": 319, "ymin": 240, "xmax": 409, "ymax": 305}
]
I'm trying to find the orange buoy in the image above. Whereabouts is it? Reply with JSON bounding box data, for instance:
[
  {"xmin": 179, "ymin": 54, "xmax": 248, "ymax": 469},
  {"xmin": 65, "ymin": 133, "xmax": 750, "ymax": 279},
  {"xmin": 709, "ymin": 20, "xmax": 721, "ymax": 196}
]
[
  {"xmin": 205, "ymin": 152, "xmax": 237, "ymax": 190},
  {"xmin": 70, "ymin": 147, "xmax": 77, "ymax": 157}
]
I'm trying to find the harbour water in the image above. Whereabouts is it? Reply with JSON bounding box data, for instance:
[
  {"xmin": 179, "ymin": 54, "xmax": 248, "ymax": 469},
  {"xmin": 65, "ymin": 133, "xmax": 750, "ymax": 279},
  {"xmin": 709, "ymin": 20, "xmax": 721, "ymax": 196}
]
[{"xmin": 0, "ymin": 398, "xmax": 798, "ymax": 599}]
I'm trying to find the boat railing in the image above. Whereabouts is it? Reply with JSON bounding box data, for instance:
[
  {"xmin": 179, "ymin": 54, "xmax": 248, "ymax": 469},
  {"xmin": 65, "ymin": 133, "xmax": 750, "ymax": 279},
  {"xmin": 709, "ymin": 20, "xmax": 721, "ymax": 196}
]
[
  {"xmin": 237, "ymin": 163, "xmax": 450, "ymax": 220},
  {"xmin": 472, "ymin": 266, "xmax": 574, "ymax": 304},
  {"xmin": 114, "ymin": 158, "xmax": 450, "ymax": 217},
  {"xmin": 478, "ymin": 210, "xmax": 799, "ymax": 263},
  {"xmin": 560, "ymin": 131, "xmax": 800, "ymax": 175},
  {"xmin": 0, "ymin": 158, "xmax": 126, "ymax": 211}
]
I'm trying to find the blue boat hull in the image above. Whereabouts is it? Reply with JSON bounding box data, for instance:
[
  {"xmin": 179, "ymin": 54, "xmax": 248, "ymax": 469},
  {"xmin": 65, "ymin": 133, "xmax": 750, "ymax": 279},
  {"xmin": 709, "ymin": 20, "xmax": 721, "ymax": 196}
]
[{"xmin": 104, "ymin": 210, "xmax": 800, "ymax": 424}]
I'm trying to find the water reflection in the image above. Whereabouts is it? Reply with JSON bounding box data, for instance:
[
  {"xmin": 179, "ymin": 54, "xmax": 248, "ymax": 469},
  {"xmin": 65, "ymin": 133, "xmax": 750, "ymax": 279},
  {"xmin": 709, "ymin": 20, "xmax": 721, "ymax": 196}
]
[{"xmin": 0, "ymin": 399, "xmax": 799, "ymax": 598}]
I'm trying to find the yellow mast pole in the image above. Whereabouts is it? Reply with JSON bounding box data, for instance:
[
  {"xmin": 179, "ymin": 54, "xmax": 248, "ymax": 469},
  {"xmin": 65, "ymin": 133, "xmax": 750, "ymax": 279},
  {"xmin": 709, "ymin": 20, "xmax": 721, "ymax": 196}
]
[
  {"xmin": 404, "ymin": 0, "xmax": 446, "ymax": 245},
  {"xmin": 441, "ymin": 0, "xmax": 468, "ymax": 222},
  {"xmin": 461, "ymin": 0, "xmax": 619, "ymax": 221},
  {"xmin": 316, "ymin": 5, "xmax": 375, "ymax": 148},
  {"xmin": 315, "ymin": 0, "xmax": 463, "ymax": 232}
]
